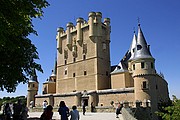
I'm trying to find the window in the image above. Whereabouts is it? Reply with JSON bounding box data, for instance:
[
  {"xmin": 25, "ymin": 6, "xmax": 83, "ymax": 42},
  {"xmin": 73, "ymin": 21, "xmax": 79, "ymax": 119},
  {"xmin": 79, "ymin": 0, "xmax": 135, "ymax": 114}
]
[
  {"xmin": 151, "ymin": 62, "xmax": 154, "ymax": 69},
  {"xmin": 141, "ymin": 62, "xmax": 145, "ymax": 69},
  {"xmin": 64, "ymin": 49, "xmax": 68, "ymax": 59},
  {"xmin": 83, "ymin": 44, "xmax": 87, "ymax": 54},
  {"xmin": 33, "ymin": 84, "xmax": 35, "ymax": 87},
  {"xmin": 73, "ymin": 73, "xmax": 75, "ymax": 77},
  {"xmin": 65, "ymin": 70, "xmax": 67, "ymax": 75},
  {"xmin": 83, "ymin": 54, "xmax": 86, "ymax": 60},
  {"xmin": 106, "ymin": 71, "xmax": 108, "ymax": 76},
  {"xmin": 84, "ymin": 71, "xmax": 87, "ymax": 75},
  {"xmin": 65, "ymin": 59, "xmax": 67, "ymax": 65},
  {"xmin": 133, "ymin": 64, "xmax": 135, "ymax": 70},
  {"xmin": 156, "ymin": 85, "xmax": 158, "ymax": 89},
  {"xmin": 142, "ymin": 81, "xmax": 148, "ymax": 90},
  {"xmin": 73, "ymin": 58, "xmax": 76, "ymax": 63},
  {"xmin": 137, "ymin": 45, "xmax": 142, "ymax": 50}
]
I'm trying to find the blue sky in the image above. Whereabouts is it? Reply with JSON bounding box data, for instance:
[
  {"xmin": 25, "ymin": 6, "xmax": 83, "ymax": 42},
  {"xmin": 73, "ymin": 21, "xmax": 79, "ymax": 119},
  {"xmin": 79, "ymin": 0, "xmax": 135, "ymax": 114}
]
[{"xmin": 1, "ymin": 0, "xmax": 180, "ymax": 99}]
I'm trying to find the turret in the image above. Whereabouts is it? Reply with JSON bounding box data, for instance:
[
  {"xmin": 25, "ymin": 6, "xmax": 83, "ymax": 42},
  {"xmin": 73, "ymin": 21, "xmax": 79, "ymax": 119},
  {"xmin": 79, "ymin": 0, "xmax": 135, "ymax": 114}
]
[
  {"xmin": 104, "ymin": 18, "xmax": 111, "ymax": 41},
  {"xmin": 50, "ymin": 59, "xmax": 57, "ymax": 82},
  {"xmin": 43, "ymin": 59, "xmax": 57, "ymax": 95},
  {"xmin": 27, "ymin": 69, "xmax": 38, "ymax": 107},
  {"xmin": 130, "ymin": 24, "xmax": 155, "ymax": 76},
  {"xmin": 95, "ymin": 12, "xmax": 102, "ymax": 37},
  {"xmin": 88, "ymin": 12, "xmax": 96, "ymax": 39},
  {"xmin": 56, "ymin": 27, "xmax": 64, "ymax": 53},
  {"xmin": 129, "ymin": 24, "xmax": 158, "ymax": 118},
  {"xmin": 66, "ymin": 22, "xmax": 74, "ymax": 49},
  {"xmin": 76, "ymin": 17, "xmax": 84, "ymax": 45}
]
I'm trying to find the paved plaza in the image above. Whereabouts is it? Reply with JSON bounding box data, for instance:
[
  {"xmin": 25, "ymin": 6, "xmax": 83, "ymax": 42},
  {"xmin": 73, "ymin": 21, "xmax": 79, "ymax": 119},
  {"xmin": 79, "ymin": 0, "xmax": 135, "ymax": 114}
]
[{"xmin": 28, "ymin": 112, "xmax": 124, "ymax": 120}]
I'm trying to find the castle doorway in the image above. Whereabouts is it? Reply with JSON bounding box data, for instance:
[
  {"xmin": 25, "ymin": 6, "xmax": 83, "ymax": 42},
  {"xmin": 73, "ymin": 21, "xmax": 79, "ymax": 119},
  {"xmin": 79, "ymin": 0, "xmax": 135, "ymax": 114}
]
[{"xmin": 82, "ymin": 98, "xmax": 88, "ymax": 106}]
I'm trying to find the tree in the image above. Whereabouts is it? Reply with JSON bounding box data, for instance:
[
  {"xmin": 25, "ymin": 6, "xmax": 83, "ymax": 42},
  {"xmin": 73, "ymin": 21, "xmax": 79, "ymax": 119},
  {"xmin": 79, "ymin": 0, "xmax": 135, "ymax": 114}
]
[
  {"xmin": 0, "ymin": 0, "xmax": 49, "ymax": 92},
  {"xmin": 156, "ymin": 95, "xmax": 180, "ymax": 120}
]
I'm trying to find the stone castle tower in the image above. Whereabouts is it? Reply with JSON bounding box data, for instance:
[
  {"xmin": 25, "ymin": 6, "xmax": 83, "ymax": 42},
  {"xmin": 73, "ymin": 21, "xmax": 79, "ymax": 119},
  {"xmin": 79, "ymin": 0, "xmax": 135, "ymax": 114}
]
[
  {"xmin": 128, "ymin": 24, "xmax": 158, "ymax": 116},
  {"xmin": 27, "ymin": 69, "xmax": 38, "ymax": 107},
  {"xmin": 56, "ymin": 12, "xmax": 111, "ymax": 94}
]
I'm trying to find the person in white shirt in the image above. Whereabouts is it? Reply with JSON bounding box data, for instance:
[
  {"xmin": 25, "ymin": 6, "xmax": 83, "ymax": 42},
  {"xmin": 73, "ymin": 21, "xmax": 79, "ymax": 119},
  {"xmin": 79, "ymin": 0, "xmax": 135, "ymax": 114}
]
[
  {"xmin": 69, "ymin": 105, "xmax": 80, "ymax": 120},
  {"xmin": 42, "ymin": 100, "xmax": 48, "ymax": 111}
]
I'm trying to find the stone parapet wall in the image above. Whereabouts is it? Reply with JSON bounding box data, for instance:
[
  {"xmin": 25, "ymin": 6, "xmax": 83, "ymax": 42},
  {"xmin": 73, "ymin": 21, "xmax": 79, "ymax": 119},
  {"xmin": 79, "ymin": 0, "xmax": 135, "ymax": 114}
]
[{"xmin": 121, "ymin": 107, "xmax": 137, "ymax": 120}]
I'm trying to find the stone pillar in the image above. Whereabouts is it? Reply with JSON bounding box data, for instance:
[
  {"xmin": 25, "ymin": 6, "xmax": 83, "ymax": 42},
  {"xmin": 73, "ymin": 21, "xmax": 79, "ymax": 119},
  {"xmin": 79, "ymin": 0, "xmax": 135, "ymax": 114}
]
[
  {"xmin": 49, "ymin": 94, "xmax": 54, "ymax": 106},
  {"xmin": 75, "ymin": 93, "xmax": 81, "ymax": 106}
]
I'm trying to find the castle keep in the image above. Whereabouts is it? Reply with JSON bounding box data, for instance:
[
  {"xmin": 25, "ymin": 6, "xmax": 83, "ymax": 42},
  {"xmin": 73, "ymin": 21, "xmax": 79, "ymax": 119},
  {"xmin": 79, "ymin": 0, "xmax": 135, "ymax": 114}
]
[{"xmin": 27, "ymin": 12, "xmax": 169, "ymax": 118}]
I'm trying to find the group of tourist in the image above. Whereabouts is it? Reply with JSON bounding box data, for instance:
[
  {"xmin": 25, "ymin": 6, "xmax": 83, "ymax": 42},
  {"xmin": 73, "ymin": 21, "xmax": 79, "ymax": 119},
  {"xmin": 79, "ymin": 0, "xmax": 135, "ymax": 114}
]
[
  {"xmin": 3, "ymin": 99, "xmax": 28, "ymax": 120},
  {"xmin": 40, "ymin": 100, "xmax": 80, "ymax": 120}
]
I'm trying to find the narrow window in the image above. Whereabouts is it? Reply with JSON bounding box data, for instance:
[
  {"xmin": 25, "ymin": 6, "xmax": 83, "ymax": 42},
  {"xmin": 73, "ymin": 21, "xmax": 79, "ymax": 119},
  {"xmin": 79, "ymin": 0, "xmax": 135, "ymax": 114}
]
[
  {"xmin": 33, "ymin": 84, "xmax": 35, "ymax": 87},
  {"xmin": 65, "ymin": 59, "xmax": 67, "ymax": 65},
  {"xmin": 73, "ymin": 58, "xmax": 76, "ymax": 63},
  {"xmin": 141, "ymin": 62, "xmax": 145, "ymax": 69},
  {"xmin": 84, "ymin": 71, "xmax": 87, "ymax": 75},
  {"xmin": 133, "ymin": 64, "xmax": 135, "ymax": 70},
  {"xmin": 142, "ymin": 81, "xmax": 148, "ymax": 89},
  {"xmin": 151, "ymin": 62, "xmax": 154, "ymax": 69},
  {"xmin": 83, "ymin": 54, "xmax": 86, "ymax": 60},
  {"xmin": 106, "ymin": 71, "xmax": 108, "ymax": 76},
  {"xmin": 73, "ymin": 73, "xmax": 75, "ymax": 77},
  {"xmin": 65, "ymin": 70, "xmax": 67, "ymax": 75}
]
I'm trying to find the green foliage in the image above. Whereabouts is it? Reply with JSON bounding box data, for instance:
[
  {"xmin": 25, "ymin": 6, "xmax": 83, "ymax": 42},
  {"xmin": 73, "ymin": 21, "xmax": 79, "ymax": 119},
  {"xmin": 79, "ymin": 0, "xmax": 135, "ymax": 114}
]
[
  {"xmin": 0, "ymin": 96, "xmax": 27, "ymax": 108},
  {"xmin": 0, "ymin": 0, "xmax": 49, "ymax": 92},
  {"xmin": 156, "ymin": 95, "xmax": 180, "ymax": 120}
]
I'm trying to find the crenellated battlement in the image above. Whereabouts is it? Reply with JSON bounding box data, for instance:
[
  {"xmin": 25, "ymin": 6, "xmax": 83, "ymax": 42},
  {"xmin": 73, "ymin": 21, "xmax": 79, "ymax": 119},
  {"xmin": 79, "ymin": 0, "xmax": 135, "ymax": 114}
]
[{"xmin": 56, "ymin": 11, "xmax": 111, "ymax": 52}]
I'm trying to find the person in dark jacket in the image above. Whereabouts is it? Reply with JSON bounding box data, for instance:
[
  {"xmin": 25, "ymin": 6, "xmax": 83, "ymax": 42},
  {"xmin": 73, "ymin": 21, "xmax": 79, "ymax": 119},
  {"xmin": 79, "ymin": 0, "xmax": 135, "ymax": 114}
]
[
  {"xmin": 40, "ymin": 105, "xmax": 53, "ymax": 120},
  {"xmin": 58, "ymin": 101, "xmax": 69, "ymax": 120}
]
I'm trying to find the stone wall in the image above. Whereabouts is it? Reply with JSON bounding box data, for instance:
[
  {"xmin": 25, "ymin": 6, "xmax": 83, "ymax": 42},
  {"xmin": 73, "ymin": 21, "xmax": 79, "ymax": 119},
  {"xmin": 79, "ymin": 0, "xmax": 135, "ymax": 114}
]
[{"xmin": 98, "ymin": 91, "xmax": 134, "ymax": 106}]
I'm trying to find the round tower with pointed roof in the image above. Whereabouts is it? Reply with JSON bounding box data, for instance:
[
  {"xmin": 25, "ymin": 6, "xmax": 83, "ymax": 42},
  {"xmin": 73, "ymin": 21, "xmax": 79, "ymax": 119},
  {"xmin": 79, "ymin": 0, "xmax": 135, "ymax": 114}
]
[
  {"xmin": 129, "ymin": 24, "xmax": 158, "ymax": 115},
  {"xmin": 27, "ymin": 69, "xmax": 39, "ymax": 107}
]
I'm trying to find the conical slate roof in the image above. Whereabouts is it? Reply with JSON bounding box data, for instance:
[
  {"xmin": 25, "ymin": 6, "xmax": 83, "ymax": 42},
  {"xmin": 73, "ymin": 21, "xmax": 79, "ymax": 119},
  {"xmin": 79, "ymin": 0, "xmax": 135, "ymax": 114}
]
[
  {"xmin": 111, "ymin": 32, "xmax": 136, "ymax": 73},
  {"xmin": 29, "ymin": 68, "xmax": 38, "ymax": 83},
  {"xmin": 129, "ymin": 31, "xmax": 137, "ymax": 60},
  {"xmin": 112, "ymin": 24, "xmax": 154, "ymax": 73},
  {"xmin": 132, "ymin": 24, "xmax": 153, "ymax": 60}
]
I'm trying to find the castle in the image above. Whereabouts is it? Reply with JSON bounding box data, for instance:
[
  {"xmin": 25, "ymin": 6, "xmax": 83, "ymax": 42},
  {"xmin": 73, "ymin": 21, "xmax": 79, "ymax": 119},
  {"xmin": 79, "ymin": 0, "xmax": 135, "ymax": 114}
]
[{"xmin": 27, "ymin": 12, "xmax": 169, "ymax": 119}]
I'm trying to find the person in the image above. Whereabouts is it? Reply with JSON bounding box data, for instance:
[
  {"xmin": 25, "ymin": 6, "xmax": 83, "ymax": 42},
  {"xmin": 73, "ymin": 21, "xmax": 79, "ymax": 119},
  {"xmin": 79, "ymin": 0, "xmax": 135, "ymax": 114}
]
[
  {"xmin": 58, "ymin": 101, "xmax": 69, "ymax": 120},
  {"xmin": 20, "ymin": 104, "xmax": 29, "ymax": 120},
  {"xmin": 40, "ymin": 105, "xmax": 53, "ymax": 120},
  {"xmin": 13, "ymin": 99, "xmax": 23, "ymax": 120},
  {"xmin": 91, "ymin": 102, "xmax": 95, "ymax": 112},
  {"xmin": 4, "ymin": 103, "xmax": 12, "ymax": 120},
  {"xmin": 69, "ymin": 105, "xmax": 80, "ymax": 120},
  {"xmin": 82, "ymin": 101, "xmax": 86, "ymax": 115},
  {"xmin": 42, "ymin": 100, "xmax": 48, "ymax": 111},
  {"xmin": 115, "ymin": 103, "xmax": 122, "ymax": 118}
]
